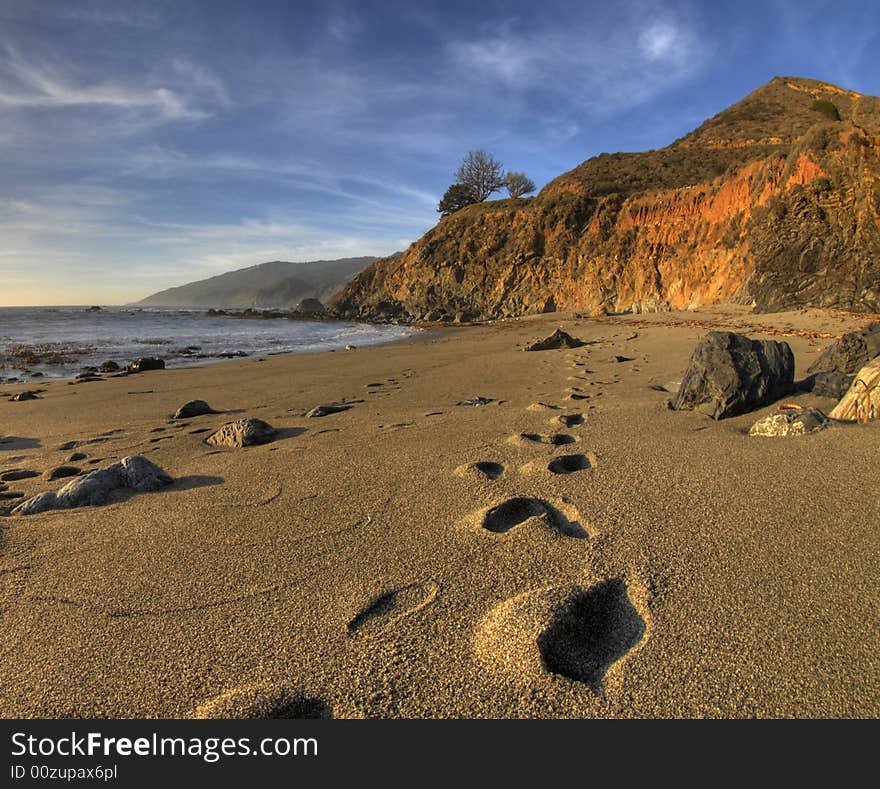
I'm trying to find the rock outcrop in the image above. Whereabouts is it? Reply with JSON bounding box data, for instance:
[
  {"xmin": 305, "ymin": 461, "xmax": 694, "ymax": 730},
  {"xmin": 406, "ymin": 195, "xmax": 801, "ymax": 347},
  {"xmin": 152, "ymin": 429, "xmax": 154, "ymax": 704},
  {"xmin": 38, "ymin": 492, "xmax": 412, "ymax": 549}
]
[
  {"xmin": 13, "ymin": 456, "xmax": 172, "ymax": 515},
  {"xmin": 670, "ymin": 331, "xmax": 794, "ymax": 419},
  {"xmin": 803, "ymin": 323, "xmax": 880, "ymax": 398},
  {"xmin": 525, "ymin": 329, "xmax": 585, "ymax": 351},
  {"xmin": 333, "ymin": 77, "xmax": 880, "ymax": 321}
]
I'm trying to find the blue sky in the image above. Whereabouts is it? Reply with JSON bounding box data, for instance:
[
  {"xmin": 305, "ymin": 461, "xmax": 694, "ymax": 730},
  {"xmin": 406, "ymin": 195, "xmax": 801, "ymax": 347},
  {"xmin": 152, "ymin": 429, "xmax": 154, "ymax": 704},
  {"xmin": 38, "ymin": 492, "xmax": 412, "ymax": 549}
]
[{"xmin": 0, "ymin": 0, "xmax": 878, "ymax": 305}]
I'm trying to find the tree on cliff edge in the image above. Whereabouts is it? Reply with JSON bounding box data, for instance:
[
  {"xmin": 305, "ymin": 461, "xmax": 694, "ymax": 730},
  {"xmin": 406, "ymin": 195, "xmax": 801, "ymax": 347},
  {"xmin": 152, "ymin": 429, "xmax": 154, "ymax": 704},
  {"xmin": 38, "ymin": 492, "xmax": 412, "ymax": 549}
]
[
  {"xmin": 505, "ymin": 171, "xmax": 536, "ymax": 198},
  {"xmin": 437, "ymin": 183, "xmax": 477, "ymax": 216},
  {"xmin": 455, "ymin": 149, "xmax": 506, "ymax": 202}
]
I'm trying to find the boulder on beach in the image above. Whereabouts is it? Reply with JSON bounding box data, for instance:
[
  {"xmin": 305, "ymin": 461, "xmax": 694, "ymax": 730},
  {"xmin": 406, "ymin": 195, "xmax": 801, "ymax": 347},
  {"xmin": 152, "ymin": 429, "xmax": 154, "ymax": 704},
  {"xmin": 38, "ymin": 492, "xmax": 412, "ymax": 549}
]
[
  {"xmin": 174, "ymin": 399, "xmax": 217, "ymax": 419},
  {"xmin": 802, "ymin": 324, "xmax": 880, "ymax": 397},
  {"xmin": 829, "ymin": 357, "xmax": 880, "ymax": 422},
  {"xmin": 749, "ymin": 406, "xmax": 829, "ymax": 437},
  {"xmin": 99, "ymin": 360, "xmax": 120, "ymax": 373},
  {"xmin": 670, "ymin": 331, "xmax": 794, "ymax": 419},
  {"xmin": 12, "ymin": 456, "xmax": 173, "ymax": 515},
  {"xmin": 525, "ymin": 329, "xmax": 585, "ymax": 351},
  {"xmin": 129, "ymin": 357, "xmax": 165, "ymax": 373},
  {"xmin": 206, "ymin": 417, "xmax": 277, "ymax": 447},
  {"xmin": 306, "ymin": 404, "xmax": 351, "ymax": 417},
  {"xmin": 295, "ymin": 298, "xmax": 324, "ymax": 315}
]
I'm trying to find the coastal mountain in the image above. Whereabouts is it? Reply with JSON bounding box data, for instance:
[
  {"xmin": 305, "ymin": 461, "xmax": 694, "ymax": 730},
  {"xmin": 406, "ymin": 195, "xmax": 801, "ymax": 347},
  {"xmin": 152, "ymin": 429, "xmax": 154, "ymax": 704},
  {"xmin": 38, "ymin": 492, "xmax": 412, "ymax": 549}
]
[
  {"xmin": 138, "ymin": 256, "xmax": 379, "ymax": 308},
  {"xmin": 333, "ymin": 77, "xmax": 880, "ymax": 321}
]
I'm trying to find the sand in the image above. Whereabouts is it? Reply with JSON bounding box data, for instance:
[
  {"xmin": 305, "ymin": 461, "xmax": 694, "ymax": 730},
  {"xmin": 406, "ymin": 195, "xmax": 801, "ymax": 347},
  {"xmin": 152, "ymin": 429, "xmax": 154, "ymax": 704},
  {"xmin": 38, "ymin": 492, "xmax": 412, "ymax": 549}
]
[{"xmin": 0, "ymin": 305, "xmax": 877, "ymax": 718}]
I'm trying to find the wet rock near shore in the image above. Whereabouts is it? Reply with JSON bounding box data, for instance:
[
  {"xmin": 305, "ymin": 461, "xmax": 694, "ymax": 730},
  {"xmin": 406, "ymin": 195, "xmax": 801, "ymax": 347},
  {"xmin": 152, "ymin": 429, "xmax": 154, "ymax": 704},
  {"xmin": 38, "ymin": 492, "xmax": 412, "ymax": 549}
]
[{"xmin": 129, "ymin": 357, "xmax": 165, "ymax": 373}]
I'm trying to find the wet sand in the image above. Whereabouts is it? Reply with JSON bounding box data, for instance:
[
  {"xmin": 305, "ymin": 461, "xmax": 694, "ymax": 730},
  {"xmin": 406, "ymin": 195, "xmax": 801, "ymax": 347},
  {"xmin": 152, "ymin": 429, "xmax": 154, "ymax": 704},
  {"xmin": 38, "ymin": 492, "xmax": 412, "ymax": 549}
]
[{"xmin": 1, "ymin": 305, "xmax": 878, "ymax": 718}]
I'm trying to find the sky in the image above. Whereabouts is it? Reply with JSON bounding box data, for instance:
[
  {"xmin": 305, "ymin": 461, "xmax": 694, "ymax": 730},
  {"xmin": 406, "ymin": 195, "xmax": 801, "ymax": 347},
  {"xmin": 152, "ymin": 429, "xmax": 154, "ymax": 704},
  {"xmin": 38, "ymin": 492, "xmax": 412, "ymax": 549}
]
[{"xmin": 0, "ymin": 0, "xmax": 878, "ymax": 306}]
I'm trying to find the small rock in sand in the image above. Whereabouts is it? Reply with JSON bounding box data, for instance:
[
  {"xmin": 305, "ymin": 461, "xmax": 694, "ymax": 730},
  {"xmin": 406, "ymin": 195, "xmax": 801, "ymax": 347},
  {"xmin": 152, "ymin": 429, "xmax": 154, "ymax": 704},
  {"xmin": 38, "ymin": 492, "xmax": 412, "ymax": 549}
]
[
  {"xmin": 306, "ymin": 404, "xmax": 352, "ymax": 417},
  {"xmin": 129, "ymin": 357, "xmax": 165, "ymax": 373},
  {"xmin": 10, "ymin": 391, "xmax": 39, "ymax": 401},
  {"xmin": 174, "ymin": 399, "xmax": 217, "ymax": 419},
  {"xmin": 749, "ymin": 406, "xmax": 829, "ymax": 437},
  {"xmin": 12, "ymin": 456, "xmax": 173, "ymax": 515},
  {"xmin": 206, "ymin": 418, "xmax": 277, "ymax": 447},
  {"xmin": 525, "ymin": 329, "xmax": 585, "ymax": 351},
  {"xmin": 455, "ymin": 396, "xmax": 495, "ymax": 407}
]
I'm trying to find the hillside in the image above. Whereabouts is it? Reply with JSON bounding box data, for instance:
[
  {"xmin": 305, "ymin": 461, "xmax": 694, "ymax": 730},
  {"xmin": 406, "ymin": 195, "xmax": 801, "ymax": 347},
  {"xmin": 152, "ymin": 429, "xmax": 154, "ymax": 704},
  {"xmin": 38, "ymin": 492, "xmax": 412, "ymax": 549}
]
[
  {"xmin": 139, "ymin": 256, "xmax": 379, "ymax": 308},
  {"xmin": 333, "ymin": 77, "xmax": 880, "ymax": 321}
]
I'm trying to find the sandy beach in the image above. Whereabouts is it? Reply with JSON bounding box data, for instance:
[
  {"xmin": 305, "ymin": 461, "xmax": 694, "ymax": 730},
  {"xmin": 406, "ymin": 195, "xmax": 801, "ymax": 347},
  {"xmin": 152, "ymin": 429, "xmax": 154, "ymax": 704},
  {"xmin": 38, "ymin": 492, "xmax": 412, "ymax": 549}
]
[{"xmin": 1, "ymin": 306, "xmax": 877, "ymax": 718}]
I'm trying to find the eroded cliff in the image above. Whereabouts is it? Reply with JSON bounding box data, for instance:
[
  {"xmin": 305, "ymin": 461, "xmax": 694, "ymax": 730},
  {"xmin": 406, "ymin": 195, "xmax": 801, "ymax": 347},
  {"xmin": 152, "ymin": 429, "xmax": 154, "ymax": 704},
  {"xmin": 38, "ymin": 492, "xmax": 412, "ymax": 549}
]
[{"xmin": 333, "ymin": 77, "xmax": 880, "ymax": 321}]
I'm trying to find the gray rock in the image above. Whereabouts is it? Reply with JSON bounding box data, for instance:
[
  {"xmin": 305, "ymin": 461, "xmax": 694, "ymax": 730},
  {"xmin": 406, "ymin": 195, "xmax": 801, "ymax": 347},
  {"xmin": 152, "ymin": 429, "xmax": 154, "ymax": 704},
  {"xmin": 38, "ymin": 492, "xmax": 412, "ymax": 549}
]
[
  {"xmin": 799, "ymin": 370, "xmax": 852, "ymax": 400},
  {"xmin": 129, "ymin": 357, "xmax": 165, "ymax": 373},
  {"xmin": 749, "ymin": 407, "xmax": 830, "ymax": 436},
  {"xmin": 807, "ymin": 324, "xmax": 880, "ymax": 377},
  {"xmin": 525, "ymin": 330, "xmax": 585, "ymax": 351},
  {"xmin": 455, "ymin": 396, "xmax": 495, "ymax": 407},
  {"xmin": 174, "ymin": 399, "xmax": 217, "ymax": 419},
  {"xmin": 306, "ymin": 404, "xmax": 352, "ymax": 417},
  {"xmin": 206, "ymin": 418, "xmax": 277, "ymax": 447},
  {"xmin": 12, "ymin": 456, "xmax": 173, "ymax": 515},
  {"xmin": 670, "ymin": 331, "xmax": 794, "ymax": 419}
]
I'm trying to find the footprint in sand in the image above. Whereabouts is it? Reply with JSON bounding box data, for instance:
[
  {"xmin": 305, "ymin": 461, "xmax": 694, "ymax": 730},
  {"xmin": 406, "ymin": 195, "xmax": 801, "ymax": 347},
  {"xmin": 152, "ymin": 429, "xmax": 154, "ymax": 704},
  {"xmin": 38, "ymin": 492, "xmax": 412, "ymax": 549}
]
[
  {"xmin": 527, "ymin": 402, "xmax": 560, "ymax": 412},
  {"xmin": 347, "ymin": 580, "xmax": 440, "ymax": 639},
  {"xmin": 508, "ymin": 432, "xmax": 577, "ymax": 447},
  {"xmin": 547, "ymin": 453, "xmax": 596, "ymax": 474},
  {"xmin": 455, "ymin": 461, "xmax": 505, "ymax": 480},
  {"xmin": 474, "ymin": 579, "xmax": 646, "ymax": 693},
  {"xmin": 473, "ymin": 497, "xmax": 588, "ymax": 538},
  {"xmin": 193, "ymin": 684, "xmax": 332, "ymax": 719},
  {"xmin": 555, "ymin": 413, "xmax": 584, "ymax": 428}
]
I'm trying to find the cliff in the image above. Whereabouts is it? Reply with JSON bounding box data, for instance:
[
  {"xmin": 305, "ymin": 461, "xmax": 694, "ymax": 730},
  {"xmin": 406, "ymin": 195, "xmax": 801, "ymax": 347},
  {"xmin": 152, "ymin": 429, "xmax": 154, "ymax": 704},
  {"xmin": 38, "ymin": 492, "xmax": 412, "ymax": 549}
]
[
  {"xmin": 333, "ymin": 77, "xmax": 880, "ymax": 321},
  {"xmin": 139, "ymin": 256, "xmax": 378, "ymax": 308}
]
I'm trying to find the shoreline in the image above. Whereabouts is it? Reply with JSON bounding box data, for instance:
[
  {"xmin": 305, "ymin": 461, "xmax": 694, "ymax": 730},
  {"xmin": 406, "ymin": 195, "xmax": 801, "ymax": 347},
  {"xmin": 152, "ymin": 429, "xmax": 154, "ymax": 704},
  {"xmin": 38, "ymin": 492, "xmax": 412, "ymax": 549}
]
[{"xmin": 1, "ymin": 304, "xmax": 878, "ymax": 718}]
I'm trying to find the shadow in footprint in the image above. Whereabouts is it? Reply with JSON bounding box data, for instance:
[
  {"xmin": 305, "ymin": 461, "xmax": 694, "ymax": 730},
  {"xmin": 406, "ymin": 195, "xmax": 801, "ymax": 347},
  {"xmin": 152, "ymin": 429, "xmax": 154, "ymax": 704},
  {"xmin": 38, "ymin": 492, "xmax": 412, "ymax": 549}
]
[
  {"xmin": 455, "ymin": 461, "xmax": 504, "ymax": 480},
  {"xmin": 348, "ymin": 580, "xmax": 439, "ymax": 638},
  {"xmin": 0, "ymin": 437, "xmax": 41, "ymax": 451},
  {"xmin": 194, "ymin": 684, "xmax": 332, "ymax": 719},
  {"xmin": 538, "ymin": 579, "xmax": 646, "ymax": 691},
  {"xmin": 482, "ymin": 497, "xmax": 587, "ymax": 538},
  {"xmin": 548, "ymin": 454, "xmax": 592, "ymax": 474},
  {"xmin": 557, "ymin": 414, "xmax": 584, "ymax": 427}
]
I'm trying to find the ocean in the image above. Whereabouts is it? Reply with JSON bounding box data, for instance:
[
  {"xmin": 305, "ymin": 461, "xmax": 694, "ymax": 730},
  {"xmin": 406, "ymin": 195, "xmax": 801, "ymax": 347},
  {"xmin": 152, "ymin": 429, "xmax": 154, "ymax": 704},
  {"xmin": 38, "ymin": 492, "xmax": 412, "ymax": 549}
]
[{"xmin": 0, "ymin": 306, "xmax": 417, "ymax": 382}]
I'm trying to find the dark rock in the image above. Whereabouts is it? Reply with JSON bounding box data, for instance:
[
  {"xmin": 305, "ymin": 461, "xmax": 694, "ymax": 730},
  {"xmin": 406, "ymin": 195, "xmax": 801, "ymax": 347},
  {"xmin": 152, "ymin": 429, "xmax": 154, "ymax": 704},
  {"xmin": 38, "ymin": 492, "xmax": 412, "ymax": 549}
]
[
  {"xmin": 798, "ymin": 371, "xmax": 852, "ymax": 400},
  {"xmin": 455, "ymin": 396, "xmax": 496, "ymax": 407},
  {"xmin": 13, "ymin": 456, "xmax": 173, "ymax": 515},
  {"xmin": 174, "ymin": 400, "xmax": 217, "ymax": 419},
  {"xmin": 99, "ymin": 361, "xmax": 120, "ymax": 373},
  {"xmin": 610, "ymin": 355, "xmax": 635, "ymax": 363},
  {"xmin": 295, "ymin": 298, "xmax": 324, "ymax": 315},
  {"xmin": 85, "ymin": 305, "xmax": 102, "ymax": 312},
  {"xmin": 129, "ymin": 357, "xmax": 165, "ymax": 373},
  {"xmin": 45, "ymin": 466, "xmax": 81, "ymax": 481},
  {"xmin": 808, "ymin": 324, "xmax": 880, "ymax": 376},
  {"xmin": 306, "ymin": 404, "xmax": 352, "ymax": 417},
  {"xmin": 10, "ymin": 391, "xmax": 39, "ymax": 401},
  {"xmin": 525, "ymin": 330, "xmax": 585, "ymax": 351},
  {"xmin": 670, "ymin": 331, "xmax": 794, "ymax": 419},
  {"xmin": 206, "ymin": 418, "xmax": 277, "ymax": 447}
]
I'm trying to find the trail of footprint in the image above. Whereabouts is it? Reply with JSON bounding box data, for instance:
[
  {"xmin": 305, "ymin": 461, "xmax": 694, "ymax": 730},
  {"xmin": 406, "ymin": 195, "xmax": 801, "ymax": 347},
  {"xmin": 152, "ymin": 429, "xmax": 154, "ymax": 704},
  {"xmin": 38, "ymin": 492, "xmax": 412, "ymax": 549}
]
[
  {"xmin": 474, "ymin": 497, "xmax": 589, "ymax": 538},
  {"xmin": 455, "ymin": 461, "xmax": 505, "ymax": 480},
  {"xmin": 507, "ymin": 432, "xmax": 577, "ymax": 447},
  {"xmin": 347, "ymin": 579, "xmax": 440, "ymax": 639},
  {"xmin": 555, "ymin": 413, "xmax": 584, "ymax": 427}
]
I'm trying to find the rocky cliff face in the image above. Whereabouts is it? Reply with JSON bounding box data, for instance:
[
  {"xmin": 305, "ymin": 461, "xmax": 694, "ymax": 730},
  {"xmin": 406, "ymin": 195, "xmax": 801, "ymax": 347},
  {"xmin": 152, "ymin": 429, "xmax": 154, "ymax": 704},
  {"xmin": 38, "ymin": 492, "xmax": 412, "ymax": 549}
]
[{"xmin": 333, "ymin": 78, "xmax": 880, "ymax": 321}]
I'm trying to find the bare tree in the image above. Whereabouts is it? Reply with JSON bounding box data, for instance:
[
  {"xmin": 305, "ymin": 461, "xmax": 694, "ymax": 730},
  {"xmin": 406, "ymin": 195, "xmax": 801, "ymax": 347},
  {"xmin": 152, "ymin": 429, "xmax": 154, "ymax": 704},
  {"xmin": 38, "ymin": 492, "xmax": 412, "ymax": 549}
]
[
  {"xmin": 505, "ymin": 171, "xmax": 536, "ymax": 198},
  {"xmin": 455, "ymin": 149, "xmax": 506, "ymax": 202}
]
